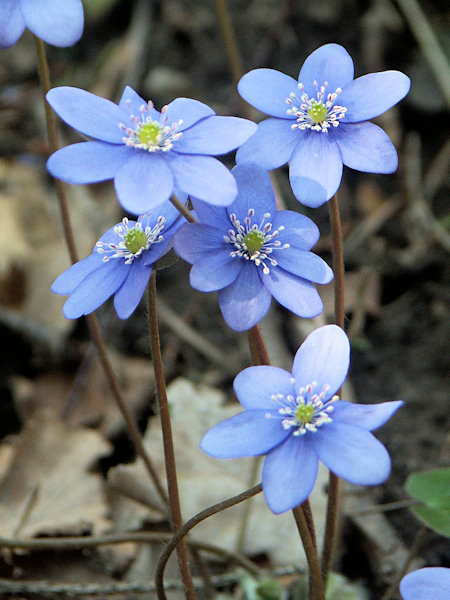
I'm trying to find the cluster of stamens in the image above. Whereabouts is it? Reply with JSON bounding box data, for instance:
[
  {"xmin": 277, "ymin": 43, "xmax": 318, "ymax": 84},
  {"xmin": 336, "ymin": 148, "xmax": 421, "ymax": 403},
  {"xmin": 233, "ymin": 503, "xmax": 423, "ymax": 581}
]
[
  {"xmin": 286, "ymin": 80, "xmax": 347, "ymax": 133},
  {"xmin": 267, "ymin": 380, "xmax": 338, "ymax": 435},
  {"xmin": 96, "ymin": 215, "xmax": 166, "ymax": 264},
  {"xmin": 223, "ymin": 209, "xmax": 289, "ymax": 275},
  {"xmin": 120, "ymin": 101, "xmax": 183, "ymax": 152}
]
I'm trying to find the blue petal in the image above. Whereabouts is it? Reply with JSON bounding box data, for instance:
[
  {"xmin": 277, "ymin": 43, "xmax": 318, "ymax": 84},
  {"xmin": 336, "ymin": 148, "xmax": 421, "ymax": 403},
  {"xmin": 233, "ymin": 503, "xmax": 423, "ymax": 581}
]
[
  {"xmin": 190, "ymin": 253, "xmax": 242, "ymax": 292},
  {"xmin": 118, "ymin": 86, "xmax": 160, "ymax": 121},
  {"xmin": 400, "ymin": 568, "xmax": 450, "ymax": 600},
  {"xmin": 163, "ymin": 98, "xmax": 215, "ymax": 131},
  {"xmin": 238, "ymin": 68, "xmax": 298, "ymax": 118},
  {"xmin": 335, "ymin": 122, "xmax": 398, "ymax": 173},
  {"xmin": 292, "ymin": 325, "xmax": 349, "ymax": 400},
  {"xmin": 47, "ymin": 141, "xmax": 132, "ymax": 184},
  {"xmin": 173, "ymin": 223, "xmax": 228, "ymax": 264},
  {"xmin": 113, "ymin": 260, "xmax": 152, "ymax": 319},
  {"xmin": 290, "ymin": 132, "xmax": 342, "ymax": 207},
  {"xmin": 236, "ymin": 118, "xmax": 298, "ymax": 169},
  {"xmin": 51, "ymin": 253, "xmax": 103, "ymax": 295},
  {"xmin": 218, "ymin": 262, "xmax": 271, "ymax": 331},
  {"xmin": 262, "ymin": 434, "xmax": 318, "ymax": 514},
  {"xmin": 228, "ymin": 163, "xmax": 276, "ymax": 222},
  {"xmin": 312, "ymin": 422, "xmax": 391, "ymax": 485},
  {"xmin": 0, "ymin": 0, "xmax": 25, "ymax": 48},
  {"xmin": 21, "ymin": 0, "xmax": 83, "ymax": 47},
  {"xmin": 338, "ymin": 71, "xmax": 411, "ymax": 122},
  {"xmin": 114, "ymin": 153, "xmax": 173, "ymax": 215},
  {"xmin": 331, "ymin": 400, "xmax": 404, "ymax": 431},
  {"xmin": 233, "ymin": 366, "xmax": 295, "ymax": 410},
  {"xmin": 62, "ymin": 260, "xmax": 128, "ymax": 319},
  {"xmin": 191, "ymin": 197, "xmax": 230, "ymax": 230},
  {"xmin": 200, "ymin": 410, "xmax": 290, "ymax": 458},
  {"xmin": 46, "ymin": 87, "xmax": 127, "ymax": 143},
  {"xmin": 298, "ymin": 44, "xmax": 354, "ymax": 98},
  {"xmin": 174, "ymin": 116, "xmax": 257, "ymax": 155},
  {"xmin": 262, "ymin": 267, "xmax": 324, "ymax": 318},
  {"xmin": 275, "ymin": 248, "xmax": 333, "ymax": 284},
  {"xmin": 271, "ymin": 211, "xmax": 319, "ymax": 250},
  {"xmin": 168, "ymin": 154, "xmax": 237, "ymax": 206}
]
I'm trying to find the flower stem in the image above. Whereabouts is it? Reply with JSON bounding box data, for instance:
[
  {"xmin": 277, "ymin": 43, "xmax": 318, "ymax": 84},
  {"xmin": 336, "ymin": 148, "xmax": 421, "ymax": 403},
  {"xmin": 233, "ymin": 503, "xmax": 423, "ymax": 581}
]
[
  {"xmin": 321, "ymin": 193, "xmax": 345, "ymax": 583},
  {"xmin": 292, "ymin": 505, "xmax": 326, "ymax": 600},
  {"xmin": 248, "ymin": 325, "xmax": 271, "ymax": 365},
  {"xmin": 147, "ymin": 272, "xmax": 196, "ymax": 600},
  {"xmin": 169, "ymin": 195, "xmax": 197, "ymax": 223},
  {"xmin": 213, "ymin": 0, "xmax": 245, "ymax": 85}
]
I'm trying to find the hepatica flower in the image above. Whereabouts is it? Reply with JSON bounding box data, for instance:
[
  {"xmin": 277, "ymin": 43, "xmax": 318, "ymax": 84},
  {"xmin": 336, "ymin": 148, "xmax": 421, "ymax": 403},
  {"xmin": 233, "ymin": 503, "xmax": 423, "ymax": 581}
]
[
  {"xmin": 400, "ymin": 568, "xmax": 450, "ymax": 600},
  {"xmin": 52, "ymin": 201, "xmax": 183, "ymax": 319},
  {"xmin": 173, "ymin": 163, "xmax": 333, "ymax": 331},
  {"xmin": 46, "ymin": 86, "xmax": 257, "ymax": 215},
  {"xmin": 201, "ymin": 325, "xmax": 403, "ymax": 513},
  {"xmin": 0, "ymin": 0, "xmax": 84, "ymax": 48},
  {"xmin": 237, "ymin": 43, "xmax": 410, "ymax": 207}
]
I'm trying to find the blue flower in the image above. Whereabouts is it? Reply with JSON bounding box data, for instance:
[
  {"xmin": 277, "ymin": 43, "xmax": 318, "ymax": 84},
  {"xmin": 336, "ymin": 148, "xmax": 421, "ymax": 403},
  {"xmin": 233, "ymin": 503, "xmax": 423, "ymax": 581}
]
[
  {"xmin": 201, "ymin": 325, "xmax": 403, "ymax": 513},
  {"xmin": 173, "ymin": 163, "xmax": 333, "ymax": 332},
  {"xmin": 237, "ymin": 43, "xmax": 410, "ymax": 208},
  {"xmin": 52, "ymin": 201, "xmax": 183, "ymax": 319},
  {"xmin": 0, "ymin": 0, "xmax": 84, "ymax": 48},
  {"xmin": 46, "ymin": 86, "xmax": 257, "ymax": 215},
  {"xmin": 400, "ymin": 568, "xmax": 450, "ymax": 600}
]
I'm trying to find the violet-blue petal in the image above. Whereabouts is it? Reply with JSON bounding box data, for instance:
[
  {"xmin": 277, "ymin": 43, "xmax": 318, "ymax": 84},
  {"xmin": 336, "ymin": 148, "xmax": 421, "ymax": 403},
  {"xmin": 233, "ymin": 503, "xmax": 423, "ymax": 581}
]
[
  {"xmin": 233, "ymin": 366, "xmax": 295, "ymax": 410},
  {"xmin": 200, "ymin": 410, "xmax": 290, "ymax": 458},
  {"xmin": 190, "ymin": 197, "xmax": 230, "ymax": 230},
  {"xmin": 190, "ymin": 253, "xmax": 242, "ymax": 292},
  {"xmin": 313, "ymin": 422, "xmax": 391, "ymax": 485},
  {"xmin": 118, "ymin": 86, "xmax": 160, "ymax": 121},
  {"xmin": 229, "ymin": 162, "xmax": 276, "ymax": 221},
  {"xmin": 0, "ymin": 0, "xmax": 25, "ymax": 48},
  {"xmin": 236, "ymin": 118, "xmax": 298, "ymax": 169},
  {"xmin": 275, "ymin": 248, "xmax": 333, "ymax": 284},
  {"xmin": 238, "ymin": 69, "xmax": 298, "ymax": 118},
  {"xmin": 51, "ymin": 253, "xmax": 103, "ymax": 295},
  {"xmin": 163, "ymin": 98, "xmax": 215, "ymax": 131},
  {"xmin": 335, "ymin": 122, "xmax": 398, "ymax": 173},
  {"xmin": 173, "ymin": 223, "xmax": 228, "ymax": 264},
  {"xmin": 292, "ymin": 325, "xmax": 349, "ymax": 400},
  {"xmin": 271, "ymin": 211, "xmax": 319, "ymax": 249},
  {"xmin": 262, "ymin": 268, "xmax": 323, "ymax": 318},
  {"xmin": 46, "ymin": 141, "xmax": 132, "ymax": 184},
  {"xmin": 113, "ymin": 260, "xmax": 152, "ymax": 319},
  {"xmin": 46, "ymin": 87, "xmax": 127, "ymax": 144},
  {"xmin": 332, "ymin": 400, "xmax": 403, "ymax": 431},
  {"xmin": 262, "ymin": 434, "xmax": 318, "ymax": 514},
  {"xmin": 168, "ymin": 154, "xmax": 237, "ymax": 206},
  {"xmin": 400, "ymin": 568, "xmax": 450, "ymax": 600},
  {"xmin": 114, "ymin": 153, "xmax": 173, "ymax": 214},
  {"xmin": 175, "ymin": 116, "xmax": 257, "ymax": 155},
  {"xmin": 21, "ymin": 0, "xmax": 83, "ymax": 47},
  {"xmin": 298, "ymin": 44, "xmax": 354, "ymax": 97},
  {"xmin": 338, "ymin": 71, "xmax": 411, "ymax": 122},
  {"xmin": 218, "ymin": 262, "xmax": 271, "ymax": 332},
  {"xmin": 290, "ymin": 132, "xmax": 342, "ymax": 207},
  {"xmin": 62, "ymin": 260, "xmax": 127, "ymax": 319}
]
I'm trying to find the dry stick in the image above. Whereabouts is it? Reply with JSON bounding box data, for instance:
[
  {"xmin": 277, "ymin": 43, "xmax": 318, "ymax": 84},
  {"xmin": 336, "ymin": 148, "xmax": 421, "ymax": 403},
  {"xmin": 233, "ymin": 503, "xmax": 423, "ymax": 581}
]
[
  {"xmin": 321, "ymin": 194, "xmax": 345, "ymax": 584},
  {"xmin": 155, "ymin": 484, "xmax": 263, "ymax": 600},
  {"xmin": 147, "ymin": 272, "xmax": 196, "ymax": 600},
  {"xmin": 292, "ymin": 506, "xmax": 325, "ymax": 600},
  {"xmin": 33, "ymin": 36, "xmax": 169, "ymax": 510}
]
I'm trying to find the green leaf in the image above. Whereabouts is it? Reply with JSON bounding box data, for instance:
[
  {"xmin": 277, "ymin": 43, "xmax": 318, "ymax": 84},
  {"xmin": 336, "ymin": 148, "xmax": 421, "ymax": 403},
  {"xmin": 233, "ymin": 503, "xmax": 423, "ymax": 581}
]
[{"xmin": 405, "ymin": 468, "xmax": 450, "ymax": 536}]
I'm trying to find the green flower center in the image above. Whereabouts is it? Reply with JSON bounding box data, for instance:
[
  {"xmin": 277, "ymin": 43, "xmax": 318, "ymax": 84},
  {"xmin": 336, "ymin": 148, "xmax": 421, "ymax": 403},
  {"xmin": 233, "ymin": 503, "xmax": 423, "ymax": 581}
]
[
  {"xmin": 124, "ymin": 228, "xmax": 149, "ymax": 254},
  {"xmin": 295, "ymin": 403, "xmax": 315, "ymax": 424},
  {"xmin": 138, "ymin": 121, "xmax": 162, "ymax": 146},
  {"xmin": 307, "ymin": 100, "xmax": 328, "ymax": 124},
  {"xmin": 244, "ymin": 230, "xmax": 265, "ymax": 254}
]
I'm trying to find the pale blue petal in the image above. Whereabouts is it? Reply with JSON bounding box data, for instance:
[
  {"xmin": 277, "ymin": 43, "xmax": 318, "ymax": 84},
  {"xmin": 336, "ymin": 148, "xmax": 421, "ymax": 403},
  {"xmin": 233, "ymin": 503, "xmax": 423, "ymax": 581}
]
[
  {"xmin": 51, "ymin": 253, "xmax": 103, "ymax": 295},
  {"xmin": 271, "ymin": 211, "xmax": 319, "ymax": 249},
  {"xmin": 228, "ymin": 163, "xmax": 276, "ymax": 221},
  {"xmin": 114, "ymin": 153, "xmax": 173, "ymax": 215},
  {"xmin": 0, "ymin": 0, "xmax": 25, "ymax": 48},
  {"xmin": 190, "ymin": 197, "xmax": 230, "ymax": 230},
  {"xmin": 233, "ymin": 366, "xmax": 295, "ymax": 410},
  {"xmin": 400, "ymin": 568, "xmax": 450, "ymax": 600},
  {"xmin": 218, "ymin": 262, "xmax": 271, "ymax": 331},
  {"xmin": 21, "ymin": 0, "xmax": 83, "ymax": 47},
  {"xmin": 290, "ymin": 132, "xmax": 342, "ymax": 207},
  {"xmin": 173, "ymin": 223, "xmax": 228, "ymax": 264},
  {"xmin": 275, "ymin": 249, "xmax": 333, "ymax": 284},
  {"xmin": 200, "ymin": 410, "xmax": 290, "ymax": 458},
  {"xmin": 331, "ymin": 400, "xmax": 403, "ymax": 431},
  {"xmin": 313, "ymin": 422, "xmax": 391, "ymax": 485},
  {"xmin": 292, "ymin": 325, "xmax": 349, "ymax": 400},
  {"xmin": 46, "ymin": 87, "xmax": 127, "ymax": 143},
  {"xmin": 298, "ymin": 44, "xmax": 354, "ymax": 97},
  {"xmin": 238, "ymin": 69, "xmax": 298, "ymax": 118},
  {"xmin": 236, "ymin": 118, "xmax": 298, "ymax": 169},
  {"xmin": 263, "ymin": 267, "xmax": 324, "ymax": 318},
  {"xmin": 335, "ymin": 122, "xmax": 398, "ymax": 173},
  {"xmin": 163, "ymin": 98, "xmax": 215, "ymax": 131},
  {"xmin": 262, "ymin": 434, "xmax": 318, "ymax": 513},
  {"xmin": 113, "ymin": 260, "xmax": 152, "ymax": 319},
  {"xmin": 190, "ymin": 253, "xmax": 241, "ymax": 292},
  {"xmin": 174, "ymin": 116, "xmax": 257, "ymax": 155},
  {"xmin": 338, "ymin": 71, "xmax": 411, "ymax": 122},
  {"xmin": 47, "ymin": 142, "xmax": 132, "ymax": 184},
  {"xmin": 118, "ymin": 86, "xmax": 160, "ymax": 121}
]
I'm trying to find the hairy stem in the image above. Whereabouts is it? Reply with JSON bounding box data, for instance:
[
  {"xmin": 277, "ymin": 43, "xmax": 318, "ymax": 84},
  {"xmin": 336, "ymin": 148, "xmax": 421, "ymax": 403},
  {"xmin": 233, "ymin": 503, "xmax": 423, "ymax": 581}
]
[{"xmin": 292, "ymin": 505, "xmax": 326, "ymax": 600}]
